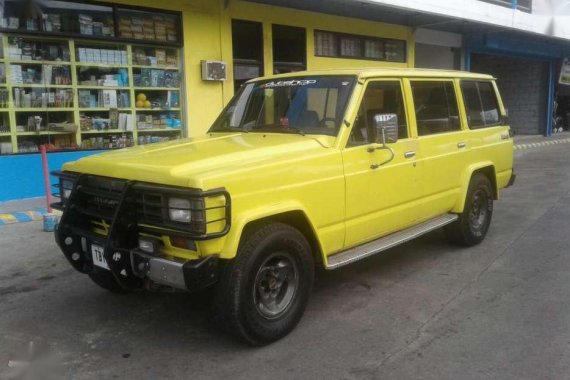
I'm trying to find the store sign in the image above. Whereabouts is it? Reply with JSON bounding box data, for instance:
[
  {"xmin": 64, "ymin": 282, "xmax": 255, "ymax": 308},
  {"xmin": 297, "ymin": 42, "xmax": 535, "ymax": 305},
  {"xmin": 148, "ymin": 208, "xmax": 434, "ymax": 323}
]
[{"xmin": 560, "ymin": 58, "xmax": 570, "ymax": 86}]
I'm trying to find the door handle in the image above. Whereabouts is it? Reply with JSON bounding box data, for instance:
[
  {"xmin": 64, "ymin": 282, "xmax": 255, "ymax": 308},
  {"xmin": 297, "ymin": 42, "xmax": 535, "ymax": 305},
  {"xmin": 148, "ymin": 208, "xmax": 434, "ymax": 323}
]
[
  {"xmin": 404, "ymin": 151, "xmax": 415, "ymax": 159},
  {"xmin": 457, "ymin": 142, "xmax": 466, "ymax": 149}
]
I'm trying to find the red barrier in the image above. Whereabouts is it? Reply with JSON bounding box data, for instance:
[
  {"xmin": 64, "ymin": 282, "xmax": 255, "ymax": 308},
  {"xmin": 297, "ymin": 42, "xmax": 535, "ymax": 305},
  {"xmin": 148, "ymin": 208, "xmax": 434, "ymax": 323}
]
[{"xmin": 41, "ymin": 145, "xmax": 52, "ymax": 213}]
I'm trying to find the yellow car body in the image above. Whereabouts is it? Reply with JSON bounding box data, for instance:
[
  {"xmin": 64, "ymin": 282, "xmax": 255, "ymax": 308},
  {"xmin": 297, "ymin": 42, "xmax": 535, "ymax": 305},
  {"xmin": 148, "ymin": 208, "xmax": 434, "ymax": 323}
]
[{"xmin": 61, "ymin": 68, "xmax": 513, "ymax": 267}]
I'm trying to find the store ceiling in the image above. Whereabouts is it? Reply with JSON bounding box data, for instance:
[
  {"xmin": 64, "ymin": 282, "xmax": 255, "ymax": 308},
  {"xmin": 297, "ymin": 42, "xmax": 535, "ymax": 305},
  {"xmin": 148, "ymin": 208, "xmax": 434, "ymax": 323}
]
[{"xmin": 246, "ymin": 0, "xmax": 509, "ymax": 36}]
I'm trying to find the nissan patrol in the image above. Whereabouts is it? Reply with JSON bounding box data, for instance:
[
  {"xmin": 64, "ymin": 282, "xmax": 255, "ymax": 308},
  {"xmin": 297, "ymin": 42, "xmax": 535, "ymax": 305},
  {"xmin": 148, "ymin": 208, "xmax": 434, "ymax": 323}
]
[{"xmin": 52, "ymin": 68, "xmax": 515, "ymax": 345}]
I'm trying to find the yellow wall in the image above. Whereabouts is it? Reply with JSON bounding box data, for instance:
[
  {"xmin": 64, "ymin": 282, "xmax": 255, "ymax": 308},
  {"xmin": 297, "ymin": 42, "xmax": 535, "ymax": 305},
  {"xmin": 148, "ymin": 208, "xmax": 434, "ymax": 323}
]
[{"xmin": 111, "ymin": 0, "xmax": 415, "ymax": 137}]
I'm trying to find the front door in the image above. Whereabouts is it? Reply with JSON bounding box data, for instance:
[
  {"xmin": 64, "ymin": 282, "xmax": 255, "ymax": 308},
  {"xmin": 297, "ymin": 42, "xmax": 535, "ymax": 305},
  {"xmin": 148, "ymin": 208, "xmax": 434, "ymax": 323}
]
[{"xmin": 343, "ymin": 80, "xmax": 421, "ymax": 248}]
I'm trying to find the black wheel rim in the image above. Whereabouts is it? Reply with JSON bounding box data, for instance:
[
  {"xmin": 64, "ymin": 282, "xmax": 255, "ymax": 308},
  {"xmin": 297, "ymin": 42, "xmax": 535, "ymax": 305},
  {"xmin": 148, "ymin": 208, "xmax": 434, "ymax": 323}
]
[
  {"xmin": 470, "ymin": 189, "xmax": 488, "ymax": 230},
  {"xmin": 253, "ymin": 251, "xmax": 299, "ymax": 319}
]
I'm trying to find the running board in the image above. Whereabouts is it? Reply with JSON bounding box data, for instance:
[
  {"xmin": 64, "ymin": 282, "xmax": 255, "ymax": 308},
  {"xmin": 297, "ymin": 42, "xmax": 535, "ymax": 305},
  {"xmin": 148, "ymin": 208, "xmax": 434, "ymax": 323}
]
[{"xmin": 326, "ymin": 214, "xmax": 458, "ymax": 270}]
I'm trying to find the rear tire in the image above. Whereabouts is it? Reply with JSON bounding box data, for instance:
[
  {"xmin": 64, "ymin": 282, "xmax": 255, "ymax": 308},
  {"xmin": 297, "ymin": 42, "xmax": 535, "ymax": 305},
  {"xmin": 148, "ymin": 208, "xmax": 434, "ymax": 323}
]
[
  {"xmin": 88, "ymin": 270, "xmax": 127, "ymax": 293},
  {"xmin": 446, "ymin": 173, "xmax": 494, "ymax": 247},
  {"xmin": 214, "ymin": 222, "xmax": 314, "ymax": 346}
]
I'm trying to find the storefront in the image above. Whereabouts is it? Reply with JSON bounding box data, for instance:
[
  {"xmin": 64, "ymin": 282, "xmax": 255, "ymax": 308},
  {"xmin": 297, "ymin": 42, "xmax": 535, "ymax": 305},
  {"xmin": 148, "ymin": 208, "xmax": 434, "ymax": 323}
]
[
  {"xmin": 0, "ymin": 0, "xmax": 415, "ymax": 201},
  {"xmin": 465, "ymin": 33, "xmax": 570, "ymax": 137}
]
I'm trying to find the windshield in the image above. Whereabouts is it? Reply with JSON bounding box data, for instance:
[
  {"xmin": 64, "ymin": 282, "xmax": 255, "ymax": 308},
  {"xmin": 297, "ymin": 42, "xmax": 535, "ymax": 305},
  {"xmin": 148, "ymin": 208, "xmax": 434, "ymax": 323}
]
[{"xmin": 209, "ymin": 76, "xmax": 357, "ymax": 136}]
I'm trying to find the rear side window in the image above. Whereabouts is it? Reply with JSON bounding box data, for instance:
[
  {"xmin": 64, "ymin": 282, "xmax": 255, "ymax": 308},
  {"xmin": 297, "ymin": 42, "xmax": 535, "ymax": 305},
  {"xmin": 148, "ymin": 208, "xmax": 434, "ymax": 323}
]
[
  {"xmin": 411, "ymin": 81, "xmax": 461, "ymax": 136},
  {"xmin": 461, "ymin": 81, "xmax": 501, "ymax": 128}
]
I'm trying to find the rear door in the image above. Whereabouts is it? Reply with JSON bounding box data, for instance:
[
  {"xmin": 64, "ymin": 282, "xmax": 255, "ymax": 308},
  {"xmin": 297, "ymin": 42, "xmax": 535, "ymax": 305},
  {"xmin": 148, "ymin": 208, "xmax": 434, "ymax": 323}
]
[
  {"xmin": 408, "ymin": 79, "xmax": 470, "ymax": 220},
  {"xmin": 460, "ymin": 80, "xmax": 513, "ymax": 188},
  {"xmin": 342, "ymin": 79, "xmax": 421, "ymax": 248}
]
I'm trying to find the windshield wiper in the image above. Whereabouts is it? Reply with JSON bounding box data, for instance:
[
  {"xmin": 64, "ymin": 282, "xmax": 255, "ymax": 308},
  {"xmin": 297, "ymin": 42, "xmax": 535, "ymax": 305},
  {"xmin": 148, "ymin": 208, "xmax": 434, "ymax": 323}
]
[
  {"xmin": 250, "ymin": 124, "xmax": 306, "ymax": 136},
  {"xmin": 211, "ymin": 126, "xmax": 249, "ymax": 133},
  {"xmin": 281, "ymin": 126, "xmax": 306, "ymax": 136}
]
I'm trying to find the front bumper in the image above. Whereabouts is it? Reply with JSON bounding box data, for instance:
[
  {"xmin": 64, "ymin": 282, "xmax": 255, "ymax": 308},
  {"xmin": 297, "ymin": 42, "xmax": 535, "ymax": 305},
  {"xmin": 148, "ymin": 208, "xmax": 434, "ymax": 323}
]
[
  {"xmin": 52, "ymin": 172, "xmax": 230, "ymax": 292},
  {"xmin": 55, "ymin": 225, "xmax": 220, "ymax": 292}
]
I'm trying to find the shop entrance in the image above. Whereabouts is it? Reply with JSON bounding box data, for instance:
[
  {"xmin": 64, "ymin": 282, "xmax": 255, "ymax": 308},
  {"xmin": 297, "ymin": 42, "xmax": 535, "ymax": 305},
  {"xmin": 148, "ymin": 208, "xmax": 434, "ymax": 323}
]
[
  {"xmin": 555, "ymin": 59, "xmax": 570, "ymax": 132},
  {"xmin": 555, "ymin": 86, "xmax": 570, "ymax": 132}
]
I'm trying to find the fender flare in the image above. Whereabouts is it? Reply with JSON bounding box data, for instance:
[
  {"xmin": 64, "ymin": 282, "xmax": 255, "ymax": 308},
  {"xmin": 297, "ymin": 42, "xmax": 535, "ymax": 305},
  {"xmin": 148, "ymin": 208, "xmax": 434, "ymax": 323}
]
[
  {"xmin": 220, "ymin": 200, "xmax": 326, "ymax": 263},
  {"xmin": 452, "ymin": 162, "xmax": 498, "ymax": 213}
]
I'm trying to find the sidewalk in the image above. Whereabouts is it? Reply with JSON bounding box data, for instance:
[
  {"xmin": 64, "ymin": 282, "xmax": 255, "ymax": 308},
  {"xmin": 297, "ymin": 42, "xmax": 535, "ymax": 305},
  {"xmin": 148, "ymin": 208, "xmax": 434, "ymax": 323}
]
[
  {"xmin": 0, "ymin": 198, "xmax": 50, "ymax": 226},
  {"xmin": 514, "ymin": 131, "xmax": 570, "ymax": 150}
]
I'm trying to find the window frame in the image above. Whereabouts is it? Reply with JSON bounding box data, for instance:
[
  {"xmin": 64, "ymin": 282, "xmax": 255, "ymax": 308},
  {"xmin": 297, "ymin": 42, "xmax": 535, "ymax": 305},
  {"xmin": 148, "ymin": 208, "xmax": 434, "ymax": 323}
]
[
  {"xmin": 460, "ymin": 80, "xmax": 503, "ymax": 130},
  {"xmin": 314, "ymin": 30, "xmax": 407, "ymax": 63},
  {"xmin": 272, "ymin": 24, "xmax": 307, "ymax": 74},
  {"xmin": 409, "ymin": 78, "xmax": 464, "ymax": 137},
  {"xmin": 345, "ymin": 78, "xmax": 410, "ymax": 149}
]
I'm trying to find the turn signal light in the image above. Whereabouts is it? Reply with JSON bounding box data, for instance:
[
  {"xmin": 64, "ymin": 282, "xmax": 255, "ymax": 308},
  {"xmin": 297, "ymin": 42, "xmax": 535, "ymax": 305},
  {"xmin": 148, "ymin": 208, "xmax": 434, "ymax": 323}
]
[{"xmin": 170, "ymin": 237, "xmax": 197, "ymax": 251}]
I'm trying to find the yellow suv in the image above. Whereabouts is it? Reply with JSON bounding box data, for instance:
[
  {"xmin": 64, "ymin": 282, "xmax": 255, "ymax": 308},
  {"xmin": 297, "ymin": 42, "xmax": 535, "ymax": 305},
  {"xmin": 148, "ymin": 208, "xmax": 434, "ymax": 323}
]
[{"xmin": 52, "ymin": 69, "xmax": 515, "ymax": 345}]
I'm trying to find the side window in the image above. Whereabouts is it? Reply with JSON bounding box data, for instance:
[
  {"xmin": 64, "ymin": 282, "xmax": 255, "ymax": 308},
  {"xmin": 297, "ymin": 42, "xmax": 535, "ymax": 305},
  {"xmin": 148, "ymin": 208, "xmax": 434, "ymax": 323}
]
[
  {"xmin": 411, "ymin": 81, "xmax": 460, "ymax": 136},
  {"xmin": 348, "ymin": 81, "xmax": 408, "ymax": 147},
  {"xmin": 461, "ymin": 81, "xmax": 501, "ymax": 129}
]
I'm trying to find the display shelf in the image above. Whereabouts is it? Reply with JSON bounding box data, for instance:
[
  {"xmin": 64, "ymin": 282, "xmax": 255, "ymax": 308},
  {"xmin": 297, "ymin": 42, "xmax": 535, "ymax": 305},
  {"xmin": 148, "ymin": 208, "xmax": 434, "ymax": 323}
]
[
  {"xmin": 12, "ymin": 84, "xmax": 73, "ymax": 89},
  {"xmin": 1, "ymin": 34, "xmax": 184, "ymax": 154},
  {"xmin": 135, "ymin": 108, "xmax": 180, "ymax": 112},
  {"xmin": 79, "ymin": 108, "xmax": 132, "ymax": 112},
  {"xmin": 17, "ymin": 131, "xmax": 75, "ymax": 136},
  {"xmin": 81, "ymin": 129, "xmax": 132, "ymax": 134},
  {"xmin": 14, "ymin": 108, "xmax": 75, "ymax": 112},
  {"xmin": 134, "ymin": 87, "xmax": 178, "ymax": 91},
  {"xmin": 75, "ymin": 63, "xmax": 129, "ymax": 69},
  {"xmin": 77, "ymin": 85, "xmax": 130, "ymax": 90},
  {"xmin": 9, "ymin": 60, "xmax": 71, "ymax": 66},
  {"xmin": 137, "ymin": 128, "xmax": 181, "ymax": 133},
  {"xmin": 132, "ymin": 65, "xmax": 179, "ymax": 70}
]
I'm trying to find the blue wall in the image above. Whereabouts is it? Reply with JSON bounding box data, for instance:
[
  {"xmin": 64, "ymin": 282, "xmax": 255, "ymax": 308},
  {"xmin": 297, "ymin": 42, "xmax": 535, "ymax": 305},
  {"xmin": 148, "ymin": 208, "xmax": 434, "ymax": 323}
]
[{"xmin": 0, "ymin": 150, "xmax": 104, "ymax": 202}]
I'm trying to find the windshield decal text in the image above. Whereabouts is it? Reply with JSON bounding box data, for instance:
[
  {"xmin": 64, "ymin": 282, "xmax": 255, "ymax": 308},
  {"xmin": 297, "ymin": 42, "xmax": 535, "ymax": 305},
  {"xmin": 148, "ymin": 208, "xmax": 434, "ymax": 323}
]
[{"xmin": 261, "ymin": 79, "xmax": 317, "ymax": 88}]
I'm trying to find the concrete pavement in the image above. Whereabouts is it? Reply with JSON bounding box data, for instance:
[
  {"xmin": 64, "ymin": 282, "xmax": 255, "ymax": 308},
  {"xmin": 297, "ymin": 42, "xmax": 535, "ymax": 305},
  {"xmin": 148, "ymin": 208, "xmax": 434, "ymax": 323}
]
[{"xmin": 0, "ymin": 142, "xmax": 570, "ymax": 379}]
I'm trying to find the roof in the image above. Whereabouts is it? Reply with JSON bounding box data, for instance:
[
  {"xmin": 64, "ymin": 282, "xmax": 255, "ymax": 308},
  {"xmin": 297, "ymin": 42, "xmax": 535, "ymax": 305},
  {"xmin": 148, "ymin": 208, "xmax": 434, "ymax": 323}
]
[{"xmin": 248, "ymin": 68, "xmax": 495, "ymax": 83}]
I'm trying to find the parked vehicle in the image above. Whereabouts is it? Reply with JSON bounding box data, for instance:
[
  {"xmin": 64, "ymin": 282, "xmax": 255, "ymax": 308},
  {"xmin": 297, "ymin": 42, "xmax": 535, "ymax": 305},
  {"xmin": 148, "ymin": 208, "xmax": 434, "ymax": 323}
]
[{"xmin": 52, "ymin": 68, "xmax": 515, "ymax": 345}]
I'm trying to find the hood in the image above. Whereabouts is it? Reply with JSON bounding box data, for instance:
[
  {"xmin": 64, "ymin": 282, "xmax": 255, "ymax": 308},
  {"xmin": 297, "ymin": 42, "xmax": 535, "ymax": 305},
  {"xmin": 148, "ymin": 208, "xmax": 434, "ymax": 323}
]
[{"xmin": 64, "ymin": 133, "xmax": 335, "ymax": 187}]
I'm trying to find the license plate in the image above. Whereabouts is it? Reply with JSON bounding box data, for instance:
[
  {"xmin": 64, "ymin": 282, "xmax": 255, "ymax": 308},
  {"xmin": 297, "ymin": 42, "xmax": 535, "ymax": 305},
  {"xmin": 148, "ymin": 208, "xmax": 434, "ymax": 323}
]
[{"xmin": 91, "ymin": 244, "xmax": 109, "ymax": 270}]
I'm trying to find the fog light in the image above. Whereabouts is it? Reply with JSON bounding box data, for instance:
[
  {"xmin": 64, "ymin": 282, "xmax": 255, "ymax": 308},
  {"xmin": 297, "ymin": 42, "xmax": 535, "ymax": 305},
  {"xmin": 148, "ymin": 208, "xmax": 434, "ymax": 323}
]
[
  {"xmin": 71, "ymin": 252, "xmax": 80, "ymax": 261},
  {"xmin": 139, "ymin": 237, "xmax": 160, "ymax": 254}
]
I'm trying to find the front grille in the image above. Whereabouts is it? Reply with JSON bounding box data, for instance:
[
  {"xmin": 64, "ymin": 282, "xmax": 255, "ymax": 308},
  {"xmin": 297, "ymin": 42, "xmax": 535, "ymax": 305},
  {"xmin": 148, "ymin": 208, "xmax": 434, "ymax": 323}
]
[
  {"xmin": 74, "ymin": 176, "xmax": 127, "ymax": 221},
  {"xmin": 136, "ymin": 192, "xmax": 164, "ymax": 224}
]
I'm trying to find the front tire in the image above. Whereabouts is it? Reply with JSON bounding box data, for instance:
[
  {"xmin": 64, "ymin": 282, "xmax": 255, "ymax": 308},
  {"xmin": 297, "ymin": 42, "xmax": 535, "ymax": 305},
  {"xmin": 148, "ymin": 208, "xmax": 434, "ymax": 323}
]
[
  {"xmin": 214, "ymin": 222, "xmax": 314, "ymax": 346},
  {"xmin": 446, "ymin": 173, "xmax": 494, "ymax": 247}
]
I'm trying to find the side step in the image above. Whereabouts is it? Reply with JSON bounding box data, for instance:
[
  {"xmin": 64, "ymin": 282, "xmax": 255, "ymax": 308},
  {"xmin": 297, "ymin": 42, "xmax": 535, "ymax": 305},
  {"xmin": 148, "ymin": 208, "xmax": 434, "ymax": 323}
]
[{"xmin": 326, "ymin": 214, "xmax": 458, "ymax": 270}]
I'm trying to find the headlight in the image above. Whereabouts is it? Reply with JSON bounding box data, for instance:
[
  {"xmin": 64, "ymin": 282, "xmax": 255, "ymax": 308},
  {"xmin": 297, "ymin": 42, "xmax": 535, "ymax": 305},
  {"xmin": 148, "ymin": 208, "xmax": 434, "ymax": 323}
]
[
  {"xmin": 60, "ymin": 179, "xmax": 74, "ymax": 202},
  {"xmin": 168, "ymin": 198, "xmax": 191, "ymax": 223}
]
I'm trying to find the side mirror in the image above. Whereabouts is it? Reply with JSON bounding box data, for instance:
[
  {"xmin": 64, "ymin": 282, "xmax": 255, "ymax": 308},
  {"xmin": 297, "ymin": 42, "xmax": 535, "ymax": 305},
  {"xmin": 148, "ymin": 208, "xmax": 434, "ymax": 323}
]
[{"xmin": 373, "ymin": 113, "xmax": 399, "ymax": 144}]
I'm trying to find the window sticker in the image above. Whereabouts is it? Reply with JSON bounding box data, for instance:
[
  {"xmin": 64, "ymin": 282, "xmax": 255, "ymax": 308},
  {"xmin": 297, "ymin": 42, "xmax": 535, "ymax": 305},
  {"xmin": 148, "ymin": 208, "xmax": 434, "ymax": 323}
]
[{"xmin": 261, "ymin": 79, "xmax": 317, "ymax": 88}]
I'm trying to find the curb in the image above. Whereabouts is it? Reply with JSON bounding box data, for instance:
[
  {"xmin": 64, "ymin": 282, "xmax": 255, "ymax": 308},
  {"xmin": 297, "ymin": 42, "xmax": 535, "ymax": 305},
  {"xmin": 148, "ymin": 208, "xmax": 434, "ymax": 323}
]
[
  {"xmin": 514, "ymin": 138, "xmax": 570, "ymax": 150},
  {"xmin": 0, "ymin": 208, "xmax": 50, "ymax": 226}
]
